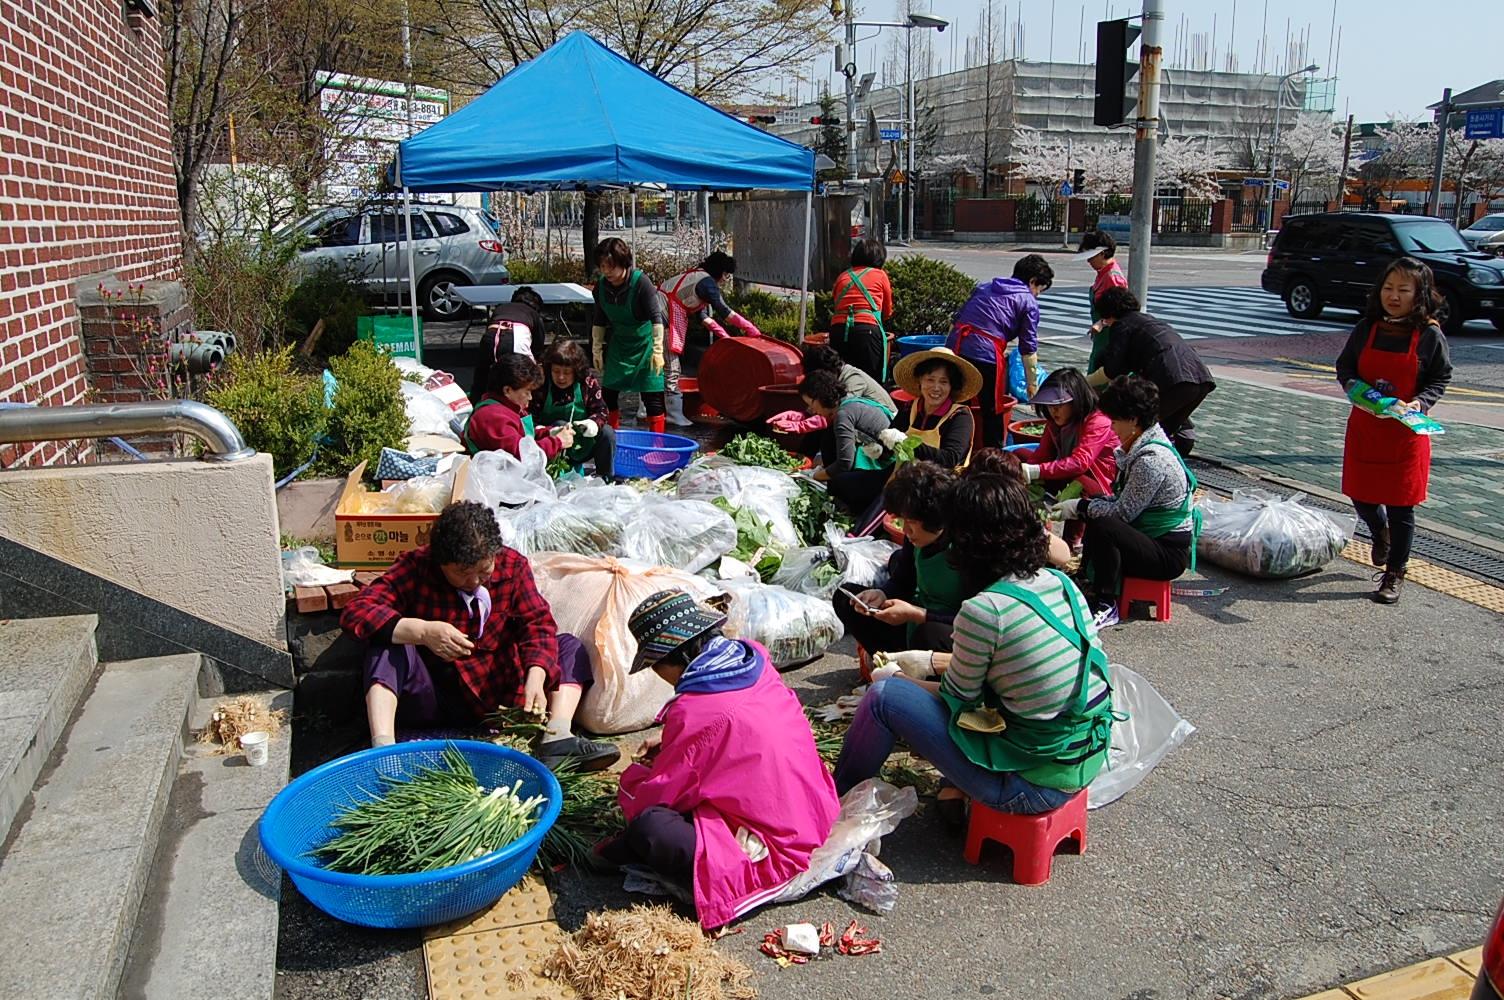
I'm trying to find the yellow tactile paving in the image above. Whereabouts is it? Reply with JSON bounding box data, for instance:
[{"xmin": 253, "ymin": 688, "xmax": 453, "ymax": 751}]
[
  {"xmin": 1299, "ymin": 991, "xmax": 1354, "ymax": 1000},
  {"xmin": 1339, "ymin": 541, "xmax": 1504, "ymax": 616},
  {"xmin": 1343, "ymin": 957, "xmax": 1476, "ymax": 1000},
  {"xmin": 1448, "ymin": 946, "xmax": 1484, "ymax": 978},
  {"xmin": 424, "ymin": 920, "xmax": 575, "ymax": 1000},
  {"xmin": 422, "ymin": 875, "xmax": 555, "ymax": 941}
]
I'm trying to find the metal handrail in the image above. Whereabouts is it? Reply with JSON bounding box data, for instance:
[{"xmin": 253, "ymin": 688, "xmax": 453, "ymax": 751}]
[{"xmin": 0, "ymin": 400, "xmax": 256, "ymax": 462}]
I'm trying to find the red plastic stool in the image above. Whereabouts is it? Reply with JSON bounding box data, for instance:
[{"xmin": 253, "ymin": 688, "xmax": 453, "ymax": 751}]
[
  {"xmin": 1117, "ymin": 577, "xmax": 1172, "ymax": 622},
  {"xmin": 857, "ymin": 645, "xmax": 874, "ymax": 683},
  {"xmin": 963, "ymin": 789, "xmax": 1088, "ymax": 884}
]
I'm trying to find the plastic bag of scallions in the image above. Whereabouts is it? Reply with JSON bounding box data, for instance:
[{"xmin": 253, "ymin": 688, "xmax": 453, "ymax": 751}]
[{"xmin": 314, "ymin": 745, "xmax": 544, "ymax": 876}]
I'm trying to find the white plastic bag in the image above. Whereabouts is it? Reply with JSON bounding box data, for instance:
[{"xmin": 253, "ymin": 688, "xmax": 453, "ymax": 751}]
[
  {"xmin": 770, "ymin": 778, "xmax": 917, "ymax": 908},
  {"xmin": 676, "ymin": 456, "xmax": 802, "ymax": 549},
  {"xmin": 721, "ymin": 579, "xmax": 844, "ymax": 667},
  {"xmin": 1088, "ymin": 664, "xmax": 1195, "ymax": 809},
  {"xmin": 824, "ymin": 522, "xmax": 899, "ymax": 589},
  {"xmin": 771, "ymin": 546, "xmax": 842, "ymax": 600},
  {"xmin": 621, "ymin": 495, "xmax": 739, "ymax": 573},
  {"xmin": 1196, "ymin": 489, "xmax": 1354, "ymax": 579},
  {"xmin": 399, "ymin": 380, "xmax": 461, "ymax": 441},
  {"xmin": 500, "ymin": 503, "xmax": 625, "ymax": 557},
  {"xmin": 559, "ymin": 480, "xmax": 646, "ymax": 521},
  {"xmin": 280, "ymin": 547, "xmax": 353, "ymax": 589},
  {"xmin": 461, "ymin": 436, "xmax": 556, "ymax": 511}
]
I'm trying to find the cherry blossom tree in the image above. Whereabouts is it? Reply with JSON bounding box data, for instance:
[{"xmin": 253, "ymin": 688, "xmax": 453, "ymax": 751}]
[
  {"xmin": 1155, "ymin": 135, "xmax": 1224, "ymax": 198},
  {"xmin": 1444, "ymin": 133, "xmax": 1504, "ymax": 225},
  {"xmin": 1279, "ymin": 113, "xmax": 1346, "ymax": 203}
]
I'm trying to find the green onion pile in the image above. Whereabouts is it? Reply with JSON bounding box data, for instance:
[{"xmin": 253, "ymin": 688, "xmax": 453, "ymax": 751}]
[{"xmin": 315, "ymin": 745, "xmax": 544, "ymax": 876}]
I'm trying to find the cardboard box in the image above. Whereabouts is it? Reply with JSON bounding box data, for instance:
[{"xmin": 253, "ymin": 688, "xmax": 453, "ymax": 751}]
[{"xmin": 334, "ymin": 458, "xmax": 470, "ymax": 569}]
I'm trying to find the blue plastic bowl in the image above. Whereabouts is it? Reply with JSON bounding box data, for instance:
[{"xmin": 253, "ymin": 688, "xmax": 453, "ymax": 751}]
[
  {"xmin": 615, "ymin": 428, "xmax": 699, "ymax": 478},
  {"xmin": 258, "ymin": 740, "xmax": 561, "ymax": 929},
  {"xmin": 895, "ymin": 334, "xmax": 947, "ymax": 359}
]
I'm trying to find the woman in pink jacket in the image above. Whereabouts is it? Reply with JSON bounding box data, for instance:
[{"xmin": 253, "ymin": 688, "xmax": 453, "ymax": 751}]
[
  {"xmin": 1018, "ymin": 368, "xmax": 1119, "ymax": 549},
  {"xmin": 599, "ymin": 590, "xmax": 839, "ymax": 930}
]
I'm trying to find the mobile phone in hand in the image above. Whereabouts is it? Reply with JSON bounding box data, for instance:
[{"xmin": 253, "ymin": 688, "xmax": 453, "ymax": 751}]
[{"xmin": 840, "ymin": 585, "xmax": 875, "ymax": 614}]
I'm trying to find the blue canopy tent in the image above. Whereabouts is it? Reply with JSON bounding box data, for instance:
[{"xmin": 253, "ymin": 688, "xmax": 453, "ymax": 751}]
[{"xmin": 391, "ymin": 31, "xmax": 818, "ymax": 341}]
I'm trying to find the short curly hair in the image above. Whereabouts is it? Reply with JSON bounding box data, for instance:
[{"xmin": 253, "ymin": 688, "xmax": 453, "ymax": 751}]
[
  {"xmin": 430, "ymin": 501, "xmax": 504, "ymax": 566},
  {"xmin": 1097, "ymin": 375, "xmax": 1160, "ymax": 430},
  {"xmin": 944, "ymin": 474, "xmax": 1048, "ymax": 590},
  {"xmin": 798, "ymin": 369, "xmax": 846, "ymax": 409},
  {"xmin": 801, "ymin": 345, "xmax": 844, "ymax": 375},
  {"xmin": 965, "ymin": 447, "xmax": 1023, "ymax": 481},
  {"xmin": 882, "ymin": 461, "xmax": 956, "ymax": 528},
  {"xmin": 487, "ymin": 352, "xmax": 544, "ymax": 394},
  {"xmin": 1094, "ymin": 286, "xmax": 1141, "ymax": 320}
]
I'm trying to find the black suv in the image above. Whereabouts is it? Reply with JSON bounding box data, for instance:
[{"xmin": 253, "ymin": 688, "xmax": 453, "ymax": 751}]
[{"xmin": 1261, "ymin": 212, "xmax": 1504, "ymax": 333}]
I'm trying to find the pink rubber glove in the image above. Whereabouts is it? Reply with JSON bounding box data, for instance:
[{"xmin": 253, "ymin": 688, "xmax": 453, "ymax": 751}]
[
  {"xmin": 703, "ymin": 317, "xmax": 730, "ymax": 340},
  {"xmin": 725, "ymin": 312, "xmax": 762, "ymax": 338}
]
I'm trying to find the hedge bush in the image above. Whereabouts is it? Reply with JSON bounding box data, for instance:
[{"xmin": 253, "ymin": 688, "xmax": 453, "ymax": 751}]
[
  {"xmin": 886, "ymin": 255, "xmax": 976, "ymax": 335},
  {"xmin": 205, "ymin": 346, "xmax": 326, "ymax": 478},
  {"xmin": 285, "ymin": 260, "xmax": 368, "ymax": 362},
  {"xmin": 315, "ymin": 340, "xmax": 409, "ymax": 478}
]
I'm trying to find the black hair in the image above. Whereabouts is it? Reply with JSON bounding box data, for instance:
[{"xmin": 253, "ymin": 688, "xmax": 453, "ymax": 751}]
[
  {"xmin": 487, "ymin": 352, "xmax": 544, "ymax": 394},
  {"xmin": 802, "ymin": 345, "xmax": 844, "ymax": 374},
  {"xmin": 1012, "ymin": 253, "xmax": 1055, "ymax": 289},
  {"xmin": 850, "ymin": 238, "xmax": 887, "ymax": 269},
  {"xmin": 1037, "ymin": 367, "xmax": 1098, "ymax": 423},
  {"xmin": 944, "ymin": 474, "xmax": 1049, "ymax": 591},
  {"xmin": 1364, "ymin": 256, "xmax": 1444, "ymax": 329},
  {"xmin": 1094, "ymin": 286, "xmax": 1141, "ymax": 320},
  {"xmin": 1098, "ymin": 375, "xmax": 1160, "ymax": 430},
  {"xmin": 913, "ymin": 357, "xmax": 963, "ymax": 391},
  {"xmin": 798, "ymin": 369, "xmax": 846, "ymax": 408},
  {"xmin": 430, "ymin": 501, "xmax": 504, "ymax": 566},
  {"xmin": 594, "ymin": 237, "xmax": 633, "ymax": 271},
  {"xmin": 964, "ymin": 447, "xmax": 1023, "ymax": 480},
  {"xmin": 882, "ymin": 461, "xmax": 956, "ymax": 529},
  {"xmin": 701, "ymin": 251, "xmax": 736, "ymax": 279},
  {"xmin": 511, "ymin": 286, "xmax": 544, "ymax": 312},
  {"xmin": 540, "ymin": 339, "xmax": 588, "ymax": 381},
  {"xmin": 659, "ymin": 629, "xmax": 720, "ymax": 668},
  {"xmin": 1080, "ymin": 229, "xmax": 1117, "ymax": 258}
]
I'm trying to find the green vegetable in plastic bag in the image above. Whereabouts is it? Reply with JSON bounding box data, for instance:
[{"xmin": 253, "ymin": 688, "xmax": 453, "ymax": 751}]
[{"xmin": 710, "ymin": 496, "xmax": 784, "ymax": 581}]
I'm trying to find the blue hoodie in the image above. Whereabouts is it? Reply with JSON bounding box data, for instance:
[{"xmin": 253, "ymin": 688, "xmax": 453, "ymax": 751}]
[{"xmin": 946, "ymin": 277, "xmax": 1040, "ymax": 365}]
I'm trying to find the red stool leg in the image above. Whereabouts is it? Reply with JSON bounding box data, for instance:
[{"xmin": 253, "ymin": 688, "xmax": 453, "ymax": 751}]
[
  {"xmin": 963, "ymin": 817, "xmax": 986, "ymax": 865},
  {"xmin": 1154, "ymin": 586, "xmax": 1172, "ymax": 622},
  {"xmin": 1010, "ymin": 841, "xmax": 1055, "ymax": 886}
]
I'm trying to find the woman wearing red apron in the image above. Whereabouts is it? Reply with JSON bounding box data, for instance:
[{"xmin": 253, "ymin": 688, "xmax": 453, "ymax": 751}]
[{"xmin": 1336, "ymin": 258, "xmax": 1453, "ymax": 605}]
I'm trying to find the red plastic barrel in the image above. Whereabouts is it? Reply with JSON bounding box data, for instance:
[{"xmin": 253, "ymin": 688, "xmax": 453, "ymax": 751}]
[{"xmin": 697, "ymin": 338, "xmax": 804, "ymax": 424}]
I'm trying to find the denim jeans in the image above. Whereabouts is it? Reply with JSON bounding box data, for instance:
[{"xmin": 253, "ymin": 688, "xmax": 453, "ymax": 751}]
[{"xmin": 832, "ymin": 677, "xmax": 1076, "ymax": 815}]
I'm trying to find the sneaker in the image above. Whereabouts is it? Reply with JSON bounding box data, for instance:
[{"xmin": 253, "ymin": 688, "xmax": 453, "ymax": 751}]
[
  {"xmin": 1370, "ymin": 526, "xmax": 1391, "ymax": 567},
  {"xmin": 1091, "ymin": 602, "xmax": 1121, "ymax": 629},
  {"xmin": 537, "ymin": 735, "xmax": 621, "ymax": 772},
  {"xmin": 1373, "ymin": 570, "xmax": 1404, "ymax": 605}
]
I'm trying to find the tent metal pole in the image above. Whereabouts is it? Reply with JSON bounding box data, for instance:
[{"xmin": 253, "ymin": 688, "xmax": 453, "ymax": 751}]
[
  {"xmin": 398, "ymin": 148, "xmax": 422, "ymax": 362},
  {"xmin": 703, "ymin": 191, "xmax": 711, "ymax": 255},
  {"xmin": 798, "ymin": 189, "xmax": 812, "ymax": 340},
  {"xmin": 630, "ymin": 190, "xmax": 637, "ymax": 251},
  {"xmin": 543, "ymin": 191, "xmax": 552, "ymax": 274}
]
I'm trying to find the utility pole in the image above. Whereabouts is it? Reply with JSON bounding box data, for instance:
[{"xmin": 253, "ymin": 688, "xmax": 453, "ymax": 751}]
[
  {"xmin": 1126, "ymin": 0, "xmax": 1164, "ymax": 305},
  {"xmin": 844, "ymin": 3, "xmax": 858, "ymax": 179},
  {"xmin": 1427, "ymin": 87, "xmax": 1451, "ymax": 218},
  {"xmin": 1338, "ymin": 114, "xmax": 1354, "ymax": 209},
  {"xmin": 906, "ymin": 28, "xmax": 915, "ymax": 243}
]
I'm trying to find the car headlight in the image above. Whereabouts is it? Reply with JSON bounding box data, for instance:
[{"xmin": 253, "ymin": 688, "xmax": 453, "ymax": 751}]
[{"xmin": 1468, "ymin": 267, "xmax": 1503, "ymax": 286}]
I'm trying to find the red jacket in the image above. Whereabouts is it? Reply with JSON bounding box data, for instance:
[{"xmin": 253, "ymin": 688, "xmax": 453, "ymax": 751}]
[
  {"xmin": 465, "ymin": 394, "xmax": 566, "ymax": 460},
  {"xmin": 1027, "ymin": 409, "xmax": 1119, "ymax": 497}
]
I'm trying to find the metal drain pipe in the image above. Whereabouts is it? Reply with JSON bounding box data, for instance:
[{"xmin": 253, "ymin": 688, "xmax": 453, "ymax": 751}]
[{"xmin": 0, "ymin": 400, "xmax": 256, "ymax": 462}]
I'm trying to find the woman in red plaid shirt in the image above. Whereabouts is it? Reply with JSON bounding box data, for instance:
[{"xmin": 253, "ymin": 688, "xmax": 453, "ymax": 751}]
[{"xmin": 341, "ymin": 501, "xmax": 619, "ymax": 771}]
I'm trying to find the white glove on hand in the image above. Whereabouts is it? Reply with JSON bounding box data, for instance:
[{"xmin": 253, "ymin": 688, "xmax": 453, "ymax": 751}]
[
  {"xmin": 876, "ymin": 649, "xmax": 934, "ymax": 679},
  {"xmin": 860, "ymin": 442, "xmax": 885, "ymax": 463},
  {"xmin": 869, "ymin": 663, "xmax": 903, "ymax": 682},
  {"xmin": 735, "ymin": 826, "xmax": 769, "ymax": 863},
  {"xmin": 878, "ymin": 428, "xmax": 907, "ymax": 450},
  {"xmin": 1048, "ymin": 498, "xmax": 1083, "ymax": 521},
  {"xmin": 1021, "ymin": 463, "xmax": 1040, "ymax": 482},
  {"xmin": 577, "ymin": 418, "xmax": 599, "ymax": 438}
]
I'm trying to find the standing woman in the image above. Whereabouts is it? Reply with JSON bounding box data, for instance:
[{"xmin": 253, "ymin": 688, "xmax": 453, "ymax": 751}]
[
  {"xmin": 1336, "ymin": 257, "xmax": 1453, "ymax": 604},
  {"xmin": 658, "ymin": 251, "xmax": 761, "ymax": 427},
  {"xmin": 591, "ymin": 238, "xmax": 668, "ymax": 432},
  {"xmin": 1071, "ymin": 230, "xmax": 1129, "ymax": 375},
  {"xmin": 829, "ymin": 239, "xmax": 895, "ymax": 384}
]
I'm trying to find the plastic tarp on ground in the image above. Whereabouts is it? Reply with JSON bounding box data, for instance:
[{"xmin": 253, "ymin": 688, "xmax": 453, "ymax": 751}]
[{"xmin": 394, "ymin": 31, "xmax": 815, "ymax": 193}]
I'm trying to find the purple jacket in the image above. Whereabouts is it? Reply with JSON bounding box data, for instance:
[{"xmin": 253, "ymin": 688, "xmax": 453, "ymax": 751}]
[{"xmin": 946, "ymin": 277, "xmax": 1040, "ymax": 365}]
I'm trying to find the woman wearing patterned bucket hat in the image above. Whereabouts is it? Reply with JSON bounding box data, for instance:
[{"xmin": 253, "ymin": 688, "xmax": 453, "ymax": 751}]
[{"xmin": 595, "ymin": 590, "xmax": 839, "ymax": 930}]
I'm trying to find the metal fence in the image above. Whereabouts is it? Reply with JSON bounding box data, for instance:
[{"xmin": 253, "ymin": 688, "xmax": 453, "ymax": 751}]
[
  {"xmin": 1227, "ymin": 193, "xmax": 1263, "ymax": 233},
  {"xmin": 1155, "ymin": 197, "xmax": 1216, "ymax": 235},
  {"xmin": 1081, "ymin": 195, "xmax": 1133, "ymax": 232},
  {"xmin": 1014, "ymin": 195, "xmax": 1065, "ymax": 233}
]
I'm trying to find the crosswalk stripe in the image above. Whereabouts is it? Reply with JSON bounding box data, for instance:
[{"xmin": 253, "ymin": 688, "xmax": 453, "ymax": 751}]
[{"xmin": 1031, "ymin": 285, "xmax": 1357, "ymax": 341}]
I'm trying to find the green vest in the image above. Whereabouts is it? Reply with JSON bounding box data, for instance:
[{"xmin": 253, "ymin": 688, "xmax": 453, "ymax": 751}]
[
  {"xmin": 597, "ymin": 269, "xmax": 664, "ymax": 393},
  {"xmin": 535, "ymin": 382, "xmax": 592, "ymax": 465},
  {"xmin": 841, "ymin": 396, "xmax": 894, "ymax": 471},
  {"xmin": 462, "ymin": 398, "xmax": 533, "ymax": 455},
  {"xmin": 940, "ymin": 570, "xmax": 1116, "ymax": 790},
  {"xmin": 910, "ymin": 538, "xmax": 968, "ymax": 643},
  {"xmin": 1113, "ymin": 438, "xmax": 1202, "ymax": 570}
]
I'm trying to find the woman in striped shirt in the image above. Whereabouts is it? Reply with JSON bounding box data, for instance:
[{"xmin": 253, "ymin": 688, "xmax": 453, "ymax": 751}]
[{"xmin": 832, "ymin": 472, "xmax": 1115, "ymax": 820}]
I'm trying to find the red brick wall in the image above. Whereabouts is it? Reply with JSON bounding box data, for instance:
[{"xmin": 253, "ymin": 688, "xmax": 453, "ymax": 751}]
[{"xmin": 0, "ymin": 0, "xmax": 185, "ymax": 467}]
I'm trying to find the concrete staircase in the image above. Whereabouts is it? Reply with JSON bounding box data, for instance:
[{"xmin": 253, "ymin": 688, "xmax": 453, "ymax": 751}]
[{"xmin": 0, "ymin": 615, "xmax": 290, "ymax": 1000}]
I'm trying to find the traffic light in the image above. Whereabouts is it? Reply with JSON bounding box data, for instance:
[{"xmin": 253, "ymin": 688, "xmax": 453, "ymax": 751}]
[
  {"xmin": 1093, "ymin": 18, "xmax": 1141, "ymax": 127},
  {"xmin": 810, "ymin": 116, "xmax": 842, "ymax": 126},
  {"xmin": 745, "ymin": 115, "xmax": 776, "ymax": 125},
  {"xmin": 1073, "ymin": 168, "xmax": 1086, "ymax": 192}
]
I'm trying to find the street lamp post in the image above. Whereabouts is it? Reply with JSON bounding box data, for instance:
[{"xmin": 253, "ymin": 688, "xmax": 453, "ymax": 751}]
[{"xmin": 1264, "ymin": 64, "xmax": 1319, "ymax": 231}]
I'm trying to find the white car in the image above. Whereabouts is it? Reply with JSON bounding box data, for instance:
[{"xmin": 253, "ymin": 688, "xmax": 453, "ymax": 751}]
[{"xmin": 1460, "ymin": 212, "xmax": 1504, "ymax": 254}]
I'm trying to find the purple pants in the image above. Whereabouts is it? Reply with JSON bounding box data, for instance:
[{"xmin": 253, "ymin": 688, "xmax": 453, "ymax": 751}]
[
  {"xmin": 363, "ymin": 632, "xmax": 592, "ymax": 727},
  {"xmin": 599, "ymin": 805, "xmax": 697, "ymax": 885}
]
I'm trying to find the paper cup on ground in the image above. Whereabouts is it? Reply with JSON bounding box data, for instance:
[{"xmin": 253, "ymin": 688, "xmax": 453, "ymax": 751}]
[{"xmin": 240, "ymin": 731, "xmax": 270, "ymax": 767}]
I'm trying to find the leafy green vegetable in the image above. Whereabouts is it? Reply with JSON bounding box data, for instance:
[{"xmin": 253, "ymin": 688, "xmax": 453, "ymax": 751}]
[
  {"xmin": 711, "ymin": 496, "xmax": 784, "ymax": 580},
  {"xmin": 720, "ymin": 433, "xmax": 801, "ymax": 472},
  {"xmin": 787, "ymin": 477, "xmax": 849, "ymax": 546},
  {"xmin": 892, "ymin": 435, "xmax": 922, "ymax": 464}
]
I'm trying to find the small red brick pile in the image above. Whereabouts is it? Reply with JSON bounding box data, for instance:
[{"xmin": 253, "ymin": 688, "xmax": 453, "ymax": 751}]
[{"xmin": 288, "ymin": 571, "xmax": 384, "ymax": 615}]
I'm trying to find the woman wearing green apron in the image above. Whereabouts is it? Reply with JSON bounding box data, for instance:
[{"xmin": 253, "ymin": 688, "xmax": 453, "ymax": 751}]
[
  {"xmin": 827, "ymin": 239, "xmax": 894, "ymax": 384},
  {"xmin": 590, "ymin": 238, "xmax": 668, "ymax": 433},
  {"xmin": 1050, "ymin": 375, "xmax": 1200, "ymax": 629},
  {"xmin": 532, "ymin": 339, "xmax": 615, "ymax": 479},
  {"xmin": 833, "ymin": 471, "xmax": 1115, "ymax": 823},
  {"xmin": 836, "ymin": 461, "xmax": 973, "ymax": 656},
  {"xmin": 797, "ymin": 370, "xmax": 896, "ymax": 481}
]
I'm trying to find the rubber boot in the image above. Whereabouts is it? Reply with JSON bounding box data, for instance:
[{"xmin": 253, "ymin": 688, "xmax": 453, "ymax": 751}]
[
  {"xmin": 607, "ymin": 409, "xmax": 621, "ymax": 430},
  {"xmin": 635, "ymin": 398, "xmax": 647, "ymax": 420},
  {"xmin": 647, "ymin": 414, "xmax": 667, "ymax": 435},
  {"xmin": 664, "ymin": 391, "xmax": 693, "ymax": 427}
]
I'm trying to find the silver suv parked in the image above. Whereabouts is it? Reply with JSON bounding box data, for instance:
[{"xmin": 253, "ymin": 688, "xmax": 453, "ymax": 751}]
[{"xmin": 282, "ymin": 203, "xmax": 509, "ymax": 319}]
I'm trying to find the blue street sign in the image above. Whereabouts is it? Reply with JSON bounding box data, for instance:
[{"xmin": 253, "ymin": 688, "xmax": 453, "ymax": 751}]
[
  {"xmin": 1465, "ymin": 109, "xmax": 1503, "ymax": 140},
  {"xmin": 1243, "ymin": 177, "xmax": 1290, "ymax": 190},
  {"xmin": 879, "ymin": 128, "xmax": 903, "ymax": 141},
  {"xmin": 1060, "ymin": 181, "xmax": 1073, "ymax": 197}
]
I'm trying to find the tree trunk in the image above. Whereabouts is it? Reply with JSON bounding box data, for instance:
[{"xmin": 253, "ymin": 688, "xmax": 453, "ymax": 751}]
[{"xmin": 583, "ymin": 192, "xmax": 601, "ymax": 272}]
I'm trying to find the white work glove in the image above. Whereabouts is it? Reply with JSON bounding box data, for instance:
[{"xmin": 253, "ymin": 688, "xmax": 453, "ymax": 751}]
[
  {"xmin": 576, "ymin": 418, "xmax": 599, "ymax": 438},
  {"xmin": 876, "ymin": 649, "xmax": 935, "ymax": 679},
  {"xmin": 860, "ymin": 442, "xmax": 885, "ymax": 463},
  {"xmin": 735, "ymin": 826, "xmax": 769, "ymax": 863},
  {"xmin": 1048, "ymin": 498, "xmax": 1083, "ymax": 521},
  {"xmin": 869, "ymin": 663, "xmax": 903, "ymax": 683},
  {"xmin": 877, "ymin": 428, "xmax": 907, "ymax": 450},
  {"xmin": 1021, "ymin": 463, "xmax": 1040, "ymax": 483}
]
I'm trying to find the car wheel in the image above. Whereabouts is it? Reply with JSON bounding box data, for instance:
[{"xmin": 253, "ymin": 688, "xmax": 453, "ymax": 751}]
[
  {"xmin": 1439, "ymin": 288, "xmax": 1466, "ymax": 335},
  {"xmin": 1284, "ymin": 278, "xmax": 1323, "ymax": 319},
  {"xmin": 419, "ymin": 272, "xmax": 469, "ymax": 321}
]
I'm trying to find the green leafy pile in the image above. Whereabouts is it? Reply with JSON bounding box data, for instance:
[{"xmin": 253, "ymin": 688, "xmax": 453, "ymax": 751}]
[
  {"xmin": 719, "ymin": 433, "xmax": 801, "ymax": 472},
  {"xmin": 787, "ymin": 477, "xmax": 849, "ymax": 546},
  {"xmin": 315, "ymin": 744, "xmax": 543, "ymax": 875},
  {"xmin": 710, "ymin": 496, "xmax": 783, "ymax": 580}
]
